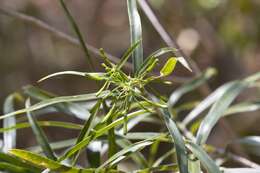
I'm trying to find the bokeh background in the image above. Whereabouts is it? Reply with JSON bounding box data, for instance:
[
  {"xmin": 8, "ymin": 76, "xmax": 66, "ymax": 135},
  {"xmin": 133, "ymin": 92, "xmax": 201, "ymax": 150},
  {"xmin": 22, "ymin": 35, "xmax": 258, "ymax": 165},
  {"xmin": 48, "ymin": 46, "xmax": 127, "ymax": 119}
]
[{"xmin": 0, "ymin": 0, "xmax": 260, "ymax": 165}]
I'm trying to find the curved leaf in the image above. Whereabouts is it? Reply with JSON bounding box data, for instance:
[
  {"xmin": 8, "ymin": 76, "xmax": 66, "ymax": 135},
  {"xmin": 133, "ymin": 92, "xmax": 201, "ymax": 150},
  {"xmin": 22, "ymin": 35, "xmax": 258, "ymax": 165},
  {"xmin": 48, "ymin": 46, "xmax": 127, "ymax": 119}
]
[
  {"xmin": 187, "ymin": 142, "xmax": 221, "ymax": 173},
  {"xmin": 0, "ymin": 91, "xmax": 108, "ymax": 120},
  {"xmin": 127, "ymin": 0, "xmax": 143, "ymax": 72}
]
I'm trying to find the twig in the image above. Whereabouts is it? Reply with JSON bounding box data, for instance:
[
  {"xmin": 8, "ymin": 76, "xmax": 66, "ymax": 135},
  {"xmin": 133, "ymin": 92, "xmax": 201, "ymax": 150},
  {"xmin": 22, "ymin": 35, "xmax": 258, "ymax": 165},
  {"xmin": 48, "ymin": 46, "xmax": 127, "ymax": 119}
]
[
  {"xmin": 137, "ymin": 0, "xmax": 201, "ymax": 75},
  {"xmin": 0, "ymin": 7, "xmax": 189, "ymax": 83}
]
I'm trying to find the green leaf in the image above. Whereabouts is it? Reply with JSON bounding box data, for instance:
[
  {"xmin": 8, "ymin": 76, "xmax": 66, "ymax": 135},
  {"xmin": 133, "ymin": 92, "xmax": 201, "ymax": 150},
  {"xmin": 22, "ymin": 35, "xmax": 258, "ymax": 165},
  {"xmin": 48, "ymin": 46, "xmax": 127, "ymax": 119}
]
[
  {"xmin": 0, "ymin": 91, "xmax": 108, "ymax": 120},
  {"xmin": 23, "ymin": 85, "xmax": 92, "ymax": 120},
  {"xmin": 0, "ymin": 121, "xmax": 82, "ymax": 133},
  {"xmin": 187, "ymin": 142, "xmax": 221, "ymax": 173},
  {"xmin": 160, "ymin": 57, "xmax": 178, "ymax": 77},
  {"xmin": 188, "ymin": 154, "xmax": 201, "ymax": 173},
  {"xmin": 127, "ymin": 0, "xmax": 143, "ymax": 72},
  {"xmin": 0, "ymin": 152, "xmax": 41, "ymax": 172},
  {"xmin": 58, "ymin": 110, "xmax": 152, "ymax": 161},
  {"xmin": 116, "ymin": 139, "xmax": 148, "ymax": 168},
  {"xmin": 98, "ymin": 140, "xmax": 154, "ymax": 170},
  {"xmin": 182, "ymin": 82, "xmax": 236, "ymax": 126},
  {"xmin": 117, "ymin": 40, "xmax": 141, "ymax": 70},
  {"xmin": 9, "ymin": 149, "xmax": 120, "ymax": 173},
  {"xmin": 160, "ymin": 57, "xmax": 192, "ymax": 77},
  {"xmin": 232, "ymin": 136, "xmax": 260, "ymax": 157},
  {"xmin": 0, "ymin": 162, "xmax": 36, "ymax": 173},
  {"xmin": 195, "ymin": 72, "xmax": 260, "ymax": 145},
  {"xmin": 38, "ymin": 71, "xmax": 106, "ymax": 83},
  {"xmin": 135, "ymin": 163, "xmax": 178, "ymax": 173},
  {"xmin": 59, "ymin": 0, "xmax": 94, "ymax": 70},
  {"xmin": 224, "ymin": 100, "xmax": 260, "ymax": 116},
  {"xmin": 25, "ymin": 99, "xmax": 57, "ymax": 160},
  {"xmin": 3, "ymin": 94, "xmax": 20, "ymax": 152},
  {"xmin": 196, "ymin": 81, "xmax": 247, "ymax": 145},
  {"xmin": 71, "ymin": 100, "xmax": 102, "ymax": 163},
  {"xmin": 169, "ymin": 68, "xmax": 216, "ymax": 107},
  {"xmin": 161, "ymin": 109, "xmax": 189, "ymax": 173}
]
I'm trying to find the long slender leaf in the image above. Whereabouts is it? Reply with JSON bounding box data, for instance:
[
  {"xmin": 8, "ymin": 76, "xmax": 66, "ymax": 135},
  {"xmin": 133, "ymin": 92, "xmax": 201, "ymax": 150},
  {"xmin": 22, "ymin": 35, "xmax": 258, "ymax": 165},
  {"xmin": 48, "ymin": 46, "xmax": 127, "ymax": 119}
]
[
  {"xmin": 3, "ymin": 94, "xmax": 19, "ymax": 152},
  {"xmin": 0, "ymin": 152, "xmax": 41, "ymax": 172},
  {"xmin": 0, "ymin": 91, "xmax": 108, "ymax": 120},
  {"xmin": 0, "ymin": 121, "xmax": 82, "ymax": 132},
  {"xmin": 196, "ymin": 72, "xmax": 260, "ymax": 145},
  {"xmin": 97, "ymin": 139, "xmax": 154, "ymax": 170},
  {"xmin": 127, "ymin": 0, "xmax": 143, "ymax": 72},
  {"xmin": 182, "ymin": 82, "xmax": 235, "ymax": 125},
  {"xmin": 224, "ymin": 100, "xmax": 260, "ymax": 116},
  {"xmin": 0, "ymin": 162, "xmax": 36, "ymax": 173},
  {"xmin": 38, "ymin": 71, "xmax": 105, "ymax": 83},
  {"xmin": 9, "ymin": 149, "xmax": 121, "ymax": 173},
  {"xmin": 187, "ymin": 142, "xmax": 221, "ymax": 173},
  {"xmin": 23, "ymin": 85, "xmax": 92, "ymax": 120},
  {"xmin": 232, "ymin": 136, "xmax": 260, "ymax": 157},
  {"xmin": 169, "ymin": 68, "xmax": 216, "ymax": 107},
  {"xmin": 59, "ymin": 110, "xmax": 152, "ymax": 161},
  {"xmin": 25, "ymin": 99, "xmax": 57, "ymax": 160},
  {"xmin": 59, "ymin": 0, "xmax": 94, "ymax": 70},
  {"xmin": 161, "ymin": 109, "xmax": 189, "ymax": 173}
]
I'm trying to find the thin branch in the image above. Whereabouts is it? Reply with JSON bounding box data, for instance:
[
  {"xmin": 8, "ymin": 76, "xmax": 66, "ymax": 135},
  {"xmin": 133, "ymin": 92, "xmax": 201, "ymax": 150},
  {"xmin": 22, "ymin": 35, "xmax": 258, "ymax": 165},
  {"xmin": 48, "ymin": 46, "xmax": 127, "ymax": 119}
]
[
  {"xmin": 137, "ymin": 0, "xmax": 201, "ymax": 74},
  {"xmin": 0, "ymin": 7, "xmax": 190, "ymax": 83},
  {"xmin": 0, "ymin": 7, "xmax": 126, "ymax": 68}
]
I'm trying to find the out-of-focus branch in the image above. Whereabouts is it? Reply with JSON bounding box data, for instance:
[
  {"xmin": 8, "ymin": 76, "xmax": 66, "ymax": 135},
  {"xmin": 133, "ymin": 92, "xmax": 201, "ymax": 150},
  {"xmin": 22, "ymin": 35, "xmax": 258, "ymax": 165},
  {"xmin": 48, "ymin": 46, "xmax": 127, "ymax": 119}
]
[
  {"xmin": 0, "ymin": 7, "xmax": 190, "ymax": 83},
  {"xmin": 0, "ymin": 7, "xmax": 126, "ymax": 67},
  {"xmin": 137, "ymin": 0, "xmax": 201, "ymax": 75}
]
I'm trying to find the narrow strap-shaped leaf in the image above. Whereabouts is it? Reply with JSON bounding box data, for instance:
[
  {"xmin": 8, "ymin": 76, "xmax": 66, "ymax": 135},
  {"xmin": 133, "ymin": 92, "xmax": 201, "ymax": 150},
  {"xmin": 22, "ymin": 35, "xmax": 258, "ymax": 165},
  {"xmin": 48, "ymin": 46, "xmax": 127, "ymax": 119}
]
[
  {"xmin": 9, "ymin": 149, "xmax": 122, "ymax": 173},
  {"xmin": 3, "ymin": 94, "xmax": 19, "ymax": 152},
  {"xmin": 127, "ymin": 0, "xmax": 143, "ymax": 72},
  {"xmin": 0, "ymin": 162, "xmax": 37, "ymax": 173},
  {"xmin": 97, "ymin": 139, "xmax": 155, "ymax": 170},
  {"xmin": 187, "ymin": 142, "xmax": 221, "ymax": 173},
  {"xmin": 0, "ymin": 121, "xmax": 82, "ymax": 133},
  {"xmin": 70, "ymin": 100, "xmax": 102, "ymax": 162},
  {"xmin": 116, "ymin": 40, "xmax": 141, "ymax": 70},
  {"xmin": 59, "ymin": 0, "xmax": 94, "ymax": 70},
  {"xmin": 169, "ymin": 68, "xmax": 216, "ymax": 107},
  {"xmin": 224, "ymin": 100, "xmax": 260, "ymax": 116},
  {"xmin": 0, "ymin": 152, "xmax": 41, "ymax": 172},
  {"xmin": 38, "ymin": 71, "xmax": 106, "ymax": 83},
  {"xmin": 25, "ymin": 99, "xmax": 57, "ymax": 160},
  {"xmin": 182, "ymin": 82, "xmax": 235, "ymax": 126},
  {"xmin": 58, "ymin": 110, "xmax": 151, "ymax": 161},
  {"xmin": 116, "ymin": 139, "xmax": 148, "ymax": 168},
  {"xmin": 231, "ymin": 136, "xmax": 260, "ymax": 157},
  {"xmin": 161, "ymin": 109, "xmax": 189, "ymax": 173},
  {"xmin": 196, "ymin": 81, "xmax": 247, "ymax": 145},
  {"xmin": 23, "ymin": 85, "xmax": 92, "ymax": 120},
  {"xmin": 0, "ymin": 91, "xmax": 108, "ymax": 120}
]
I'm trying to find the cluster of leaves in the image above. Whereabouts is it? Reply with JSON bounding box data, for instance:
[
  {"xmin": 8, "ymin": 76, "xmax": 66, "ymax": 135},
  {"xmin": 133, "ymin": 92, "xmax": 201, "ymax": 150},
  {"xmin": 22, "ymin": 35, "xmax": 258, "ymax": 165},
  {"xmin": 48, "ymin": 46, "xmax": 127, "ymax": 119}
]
[{"xmin": 0, "ymin": 0, "xmax": 260, "ymax": 173}]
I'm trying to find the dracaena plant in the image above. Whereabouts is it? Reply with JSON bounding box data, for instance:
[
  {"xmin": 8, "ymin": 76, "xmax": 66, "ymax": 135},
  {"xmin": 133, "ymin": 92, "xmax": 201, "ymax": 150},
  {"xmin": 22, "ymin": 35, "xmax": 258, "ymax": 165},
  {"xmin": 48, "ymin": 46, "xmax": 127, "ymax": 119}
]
[{"xmin": 1, "ymin": 0, "xmax": 260, "ymax": 173}]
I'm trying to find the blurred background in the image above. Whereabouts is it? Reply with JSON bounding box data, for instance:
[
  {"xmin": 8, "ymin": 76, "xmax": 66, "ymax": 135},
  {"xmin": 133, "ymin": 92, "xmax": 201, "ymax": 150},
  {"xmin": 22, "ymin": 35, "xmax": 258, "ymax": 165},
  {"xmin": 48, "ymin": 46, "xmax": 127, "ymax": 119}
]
[{"xmin": 0, "ymin": 0, "xmax": 260, "ymax": 165}]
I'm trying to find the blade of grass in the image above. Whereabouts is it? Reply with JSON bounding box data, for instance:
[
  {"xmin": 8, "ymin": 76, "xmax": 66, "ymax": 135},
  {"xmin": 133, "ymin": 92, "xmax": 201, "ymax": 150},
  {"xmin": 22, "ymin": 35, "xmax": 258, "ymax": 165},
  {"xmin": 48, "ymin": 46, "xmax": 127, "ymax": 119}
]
[
  {"xmin": 59, "ymin": 0, "xmax": 94, "ymax": 70},
  {"xmin": 127, "ymin": 0, "xmax": 143, "ymax": 72},
  {"xmin": 25, "ymin": 99, "xmax": 57, "ymax": 160}
]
